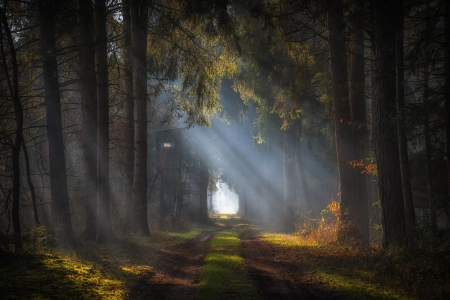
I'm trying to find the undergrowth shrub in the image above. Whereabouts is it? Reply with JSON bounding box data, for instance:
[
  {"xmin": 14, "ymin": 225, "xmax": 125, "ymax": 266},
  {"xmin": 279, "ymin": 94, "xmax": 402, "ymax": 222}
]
[
  {"xmin": 22, "ymin": 225, "xmax": 54, "ymax": 253},
  {"xmin": 0, "ymin": 226, "xmax": 54, "ymax": 254},
  {"xmin": 293, "ymin": 201, "xmax": 340, "ymax": 245}
]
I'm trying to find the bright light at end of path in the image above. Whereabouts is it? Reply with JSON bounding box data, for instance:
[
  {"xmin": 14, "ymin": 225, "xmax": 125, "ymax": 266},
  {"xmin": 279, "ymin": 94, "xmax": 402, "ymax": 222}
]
[{"xmin": 212, "ymin": 182, "xmax": 239, "ymax": 214}]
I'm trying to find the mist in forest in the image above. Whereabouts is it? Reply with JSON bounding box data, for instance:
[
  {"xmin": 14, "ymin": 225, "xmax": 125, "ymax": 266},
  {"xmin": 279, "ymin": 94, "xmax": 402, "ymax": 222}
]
[
  {"xmin": 179, "ymin": 95, "xmax": 338, "ymax": 222},
  {"xmin": 212, "ymin": 181, "xmax": 239, "ymax": 214}
]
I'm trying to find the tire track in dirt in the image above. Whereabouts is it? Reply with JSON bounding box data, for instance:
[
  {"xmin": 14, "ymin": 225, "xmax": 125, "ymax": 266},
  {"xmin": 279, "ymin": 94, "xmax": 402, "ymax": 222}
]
[
  {"xmin": 239, "ymin": 228, "xmax": 344, "ymax": 300},
  {"xmin": 127, "ymin": 230, "xmax": 219, "ymax": 300}
]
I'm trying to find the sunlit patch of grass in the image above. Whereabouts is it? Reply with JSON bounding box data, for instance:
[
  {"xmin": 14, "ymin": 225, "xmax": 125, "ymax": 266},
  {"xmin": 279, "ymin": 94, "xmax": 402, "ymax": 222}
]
[
  {"xmin": 315, "ymin": 270, "xmax": 409, "ymax": 300},
  {"xmin": 259, "ymin": 231, "xmax": 414, "ymax": 300},
  {"xmin": 0, "ymin": 253, "xmax": 126, "ymax": 299},
  {"xmin": 0, "ymin": 226, "xmax": 218, "ymax": 299},
  {"xmin": 121, "ymin": 265, "xmax": 153, "ymax": 275},
  {"xmin": 197, "ymin": 227, "xmax": 259, "ymax": 300},
  {"xmin": 261, "ymin": 232, "xmax": 319, "ymax": 247}
]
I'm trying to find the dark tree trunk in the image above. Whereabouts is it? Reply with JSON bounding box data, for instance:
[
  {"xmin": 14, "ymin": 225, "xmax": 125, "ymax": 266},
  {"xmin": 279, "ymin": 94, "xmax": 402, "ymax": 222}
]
[
  {"xmin": 78, "ymin": 0, "xmax": 98, "ymax": 240},
  {"xmin": 199, "ymin": 159, "xmax": 208, "ymax": 222},
  {"xmin": 131, "ymin": 0, "xmax": 150, "ymax": 235},
  {"xmin": 327, "ymin": 0, "xmax": 360, "ymax": 241},
  {"xmin": 444, "ymin": 0, "xmax": 450, "ymax": 227},
  {"xmin": 349, "ymin": 0, "xmax": 369, "ymax": 243},
  {"xmin": 423, "ymin": 65, "xmax": 436, "ymax": 230},
  {"xmin": 38, "ymin": 0, "xmax": 73, "ymax": 244},
  {"xmin": 122, "ymin": 0, "xmax": 135, "ymax": 228},
  {"xmin": 0, "ymin": 6, "xmax": 24, "ymax": 251},
  {"xmin": 95, "ymin": 0, "xmax": 114, "ymax": 242},
  {"xmin": 372, "ymin": 0, "xmax": 407, "ymax": 248},
  {"xmin": 395, "ymin": 0, "xmax": 415, "ymax": 237},
  {"xmin": 22, "ymin": 137, "xmax": 40, "ymax": 226}
]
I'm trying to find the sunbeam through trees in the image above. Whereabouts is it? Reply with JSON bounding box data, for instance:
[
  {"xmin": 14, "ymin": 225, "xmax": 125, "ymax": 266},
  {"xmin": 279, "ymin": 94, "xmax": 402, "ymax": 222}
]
[{"xmin": 1, "ymin": 0, "xmax": 450, "ymax": 299}]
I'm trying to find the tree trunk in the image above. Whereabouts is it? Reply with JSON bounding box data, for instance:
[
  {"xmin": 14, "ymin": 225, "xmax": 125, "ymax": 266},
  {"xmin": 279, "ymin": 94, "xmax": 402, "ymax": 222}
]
[
  {"xmin": 327, "ymin": 0, "xmax": 360, "ymax": 242},
  {"xmin": 423, "ymin": 64, "xmax": 436, "ymax": 230},
  {"xmin": 294, "ymin": 123, "xmax": 311, "ymax": 211},
  {"xmin": 349, "ymin": 0, "xmax": 369, "ymax": 243},
  {"xmin": 199, "ymin": 159, "xmax": 208, "ymax": 222},
  {"xmin": 78, "ymin": 0, "xmax": 98, "ymax": 240},
  {"xmin": 0, "ymin": 6, "xmax": 24, "ymax": 251},
  {"xmin": 38, "ymin": 0, "xmax": 73, "ymax": 245},
  {"xmin": 444, "ymin": 0, "xmax": 450, "ymax": 227},
  {"xmin": 395, "ymin": 0, "xmax": 416, "ymax": 238},
  {"xmin": 372, "ymin": 0, "xmax": 407, "ymax": 248},
  {"xmin": 95, "ymin": 0, "xmax": 115, "ymax": 242},
  {"xmin": 283, "ymin": 131, "xmax": 296, "ymax": 207},
  {"xmin": 131, "ymin": 0, "xmax": 150, "ymax": 235},
  {"xmin": 22, "ymin": 137, "xmax": 40, "ymax": 226},
  {"xmin": 122, "ymin": 0, "xmax": 135, "ymax": 229}
]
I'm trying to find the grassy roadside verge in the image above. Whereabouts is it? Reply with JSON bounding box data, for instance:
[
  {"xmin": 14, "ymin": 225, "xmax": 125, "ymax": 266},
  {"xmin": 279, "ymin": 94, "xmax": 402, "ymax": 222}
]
[
  {"xmin": 0, "ymin": 226, "xmax": 217, "ymax": 299},
  {"xmin": 260, "ymin": 232, "xmax": 447, "ymax": 300},
  {"xmin": 197, "ymin": 225, "xmax": 259, "ymax": 300}
]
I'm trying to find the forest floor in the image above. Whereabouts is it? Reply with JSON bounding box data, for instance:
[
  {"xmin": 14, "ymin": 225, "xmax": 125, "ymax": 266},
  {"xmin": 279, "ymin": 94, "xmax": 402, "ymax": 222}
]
[{"xmin": 1, "ymin": 216, "xmax": 449, "ymax": 299}]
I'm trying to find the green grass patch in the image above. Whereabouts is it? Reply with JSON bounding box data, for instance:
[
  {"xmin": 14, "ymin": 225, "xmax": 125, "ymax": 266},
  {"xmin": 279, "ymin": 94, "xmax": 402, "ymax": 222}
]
[
  {"xmin": 0, "ymin": 226, "xmax": 218, "ymax": 299},
  {"xmin": 197, "ymin": 226, "xmax": 259, "ymax": 300},
  {"xmin": 260, "ymin": 232, "xmax": 416, "ymax": 300}
]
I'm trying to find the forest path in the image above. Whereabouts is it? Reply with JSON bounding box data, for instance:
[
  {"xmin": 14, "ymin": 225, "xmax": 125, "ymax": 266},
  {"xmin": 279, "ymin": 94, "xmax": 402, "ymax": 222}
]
[
  {"xmin": 127, "ymin": 230, "xmax": 218, "ymax": 300},
  {"xmin": 128, "ymin": 218, "xmax": 344, "ymax": 300}
]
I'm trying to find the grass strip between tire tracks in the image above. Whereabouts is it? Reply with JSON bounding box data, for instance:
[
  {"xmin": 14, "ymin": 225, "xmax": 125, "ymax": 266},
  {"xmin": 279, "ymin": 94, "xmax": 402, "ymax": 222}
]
[{"xmin": 197, "ymin": 225, "xmax": 259, "ymax": 300}]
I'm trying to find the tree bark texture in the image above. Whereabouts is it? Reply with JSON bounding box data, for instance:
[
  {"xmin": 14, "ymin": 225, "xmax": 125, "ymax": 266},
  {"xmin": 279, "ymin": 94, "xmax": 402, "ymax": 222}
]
[
  {"xmin": 327, "ymin": 0, "xmax": 361, "ymax": 242},
  {"xmin": 349, "ymin": 0, "xmax": 369, "ymax": 243},
  {"xmin": 423, "ymin": 65, "xmax": 436, "ymax": 230},
  {"xmin": 78, "ymin": 0, "xmax": 98, "ymax": 240},
  {"xmin": 1, "ymin": 6, "xmax": 24, "ymax": 250},
  {"xmin": 131, "ymin": 0, "xmax": 150, "ymax": 235},
  {"xmin": 444, "ymin": 0, "xmax": 450, "ymax": 227},
  {"xmin": 395, "ymin": 0, "xmax": 416, "ymax": 236},
  {"xmin": 95, "ymin": 0, "xmax": 114, "ymax": 242},
  {"xmin": 372, "ymin": 0, "xmax": 407, "ymax": 247},
  {"xmin": 38, "ymin": 0, "xmax": 73, "ymax": 243},
  {"xmin": 22, "ymin": 137, "xmax": 40, "ymax": 226},
  {"xmin": 122, "ymin": 0, "xmax": 135, "ymax": 228}
]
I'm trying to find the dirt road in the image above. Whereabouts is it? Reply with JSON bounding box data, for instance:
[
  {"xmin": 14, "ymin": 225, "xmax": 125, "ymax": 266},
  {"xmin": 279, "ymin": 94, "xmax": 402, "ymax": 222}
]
[
  {"xmin": 127, "ymin": 230, "xmax": 217, "ymax": 300},
  {"xmin": 128, "ymin": 226, "xmax": 342, "ymax": 299}
]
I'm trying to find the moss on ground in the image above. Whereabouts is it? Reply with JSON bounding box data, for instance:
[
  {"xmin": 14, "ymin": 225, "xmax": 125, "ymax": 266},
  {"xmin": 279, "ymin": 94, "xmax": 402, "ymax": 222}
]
[{"xmin": 197, "ymin": 224, "xmax": 259, "ymax": 300}]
